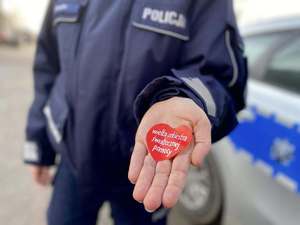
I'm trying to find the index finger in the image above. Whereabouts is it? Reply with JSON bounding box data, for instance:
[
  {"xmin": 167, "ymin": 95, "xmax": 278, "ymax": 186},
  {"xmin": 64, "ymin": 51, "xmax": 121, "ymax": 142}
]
[{"xmin": 128, "ymin": 141, "xmax": 147, "ymax": 184}]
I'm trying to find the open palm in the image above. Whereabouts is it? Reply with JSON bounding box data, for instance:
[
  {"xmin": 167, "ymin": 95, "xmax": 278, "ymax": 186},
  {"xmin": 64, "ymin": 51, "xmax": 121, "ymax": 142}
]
[{"xmin": 128, "ymin": 97, "xmax": 212, "ymax": 212}]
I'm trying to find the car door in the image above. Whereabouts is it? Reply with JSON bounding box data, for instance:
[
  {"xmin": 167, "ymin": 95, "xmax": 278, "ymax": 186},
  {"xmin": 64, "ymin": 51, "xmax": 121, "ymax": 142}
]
[{"xmin": 228, "ymin": 32, "xmax": 300, "ymax": 224}]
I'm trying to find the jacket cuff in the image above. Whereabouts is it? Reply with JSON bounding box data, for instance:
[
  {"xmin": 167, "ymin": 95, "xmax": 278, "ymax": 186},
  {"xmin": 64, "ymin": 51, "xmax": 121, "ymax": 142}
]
[
  {"xmin": 133, "ymin": 71, "xmax": 238, "ymax": 143},
  {"xmin": 23, "ymin": 140, "xmax": 56, "ymax": 166},
  {"xmin": 134, "ymin": 75, "xmax": 206, "ymax": 123}
]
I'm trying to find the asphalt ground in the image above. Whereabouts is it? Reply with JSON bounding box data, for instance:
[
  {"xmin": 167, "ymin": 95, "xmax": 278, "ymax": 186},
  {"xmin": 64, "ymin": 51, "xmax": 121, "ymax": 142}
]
[{"xmin": 0, "ymin": 45, "xmax": 187, "ymax": 225}]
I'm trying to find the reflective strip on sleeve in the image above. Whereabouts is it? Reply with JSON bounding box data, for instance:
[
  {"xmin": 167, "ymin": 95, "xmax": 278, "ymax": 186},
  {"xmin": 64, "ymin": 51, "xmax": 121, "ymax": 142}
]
[
  {"xmin": 24, "ymin": 141, "xmax": 39, "ymax": 162},
  {"xmin": 132, "ymin": 22, "xmax": 190, "ymax": 41},
  {"xmin": 225, "ymin": 30, "xmax": 239, "ymax": 88},
  {"xmin": 43, "ymin": 105, "xmax": 62, "ymax": 143},
  {"xmin": 181, "ymin": 77, "xmax": 217, "ymax": 117},
  {"xmin": 53, "ymin": 17, "xmax": 78, "ymax": 26}
]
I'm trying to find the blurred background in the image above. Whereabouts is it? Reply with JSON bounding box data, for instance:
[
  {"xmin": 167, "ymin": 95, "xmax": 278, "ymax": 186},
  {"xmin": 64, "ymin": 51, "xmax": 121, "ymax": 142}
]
[{"xmin": 0, "ymin": 1, "xmax": 299, "ymax": 225}]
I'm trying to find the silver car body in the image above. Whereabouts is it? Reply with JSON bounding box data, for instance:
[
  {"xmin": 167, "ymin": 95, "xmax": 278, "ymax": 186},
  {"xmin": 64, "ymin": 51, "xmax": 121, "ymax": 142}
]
[{"xmin": 213, "ymin": 17, "xmax": 300, "ymax": 225}]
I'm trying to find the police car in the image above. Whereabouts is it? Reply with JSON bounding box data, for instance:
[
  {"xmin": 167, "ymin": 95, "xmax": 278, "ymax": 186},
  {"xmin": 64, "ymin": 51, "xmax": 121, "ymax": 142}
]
[{"xmin": 172, "ymin": 17, "xmax": 300, "ymax": 225}]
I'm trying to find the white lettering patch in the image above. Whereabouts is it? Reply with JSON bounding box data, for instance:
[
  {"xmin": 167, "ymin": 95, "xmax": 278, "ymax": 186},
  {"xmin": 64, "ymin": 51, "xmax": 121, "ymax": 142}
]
[{"xmin": 142, "ymin": 7, "xmax": 186, "ymax": 29}]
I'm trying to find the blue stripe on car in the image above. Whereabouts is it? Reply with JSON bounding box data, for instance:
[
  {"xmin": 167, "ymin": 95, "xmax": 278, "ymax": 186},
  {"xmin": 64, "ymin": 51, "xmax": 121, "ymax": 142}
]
[{"xmin": 229, "ymin": 107, "xmax": 300, "ymax": 193}]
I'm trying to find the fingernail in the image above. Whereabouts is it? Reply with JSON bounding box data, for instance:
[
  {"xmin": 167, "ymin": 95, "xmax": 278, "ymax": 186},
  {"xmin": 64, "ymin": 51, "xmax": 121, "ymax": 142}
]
[
  {"xmin": 145, "ymin": 208, "xmax": 155, "ymax": 213},
  {"xmin": 129, "ymin": 180, "xmax": 136, "ymax": 185}
]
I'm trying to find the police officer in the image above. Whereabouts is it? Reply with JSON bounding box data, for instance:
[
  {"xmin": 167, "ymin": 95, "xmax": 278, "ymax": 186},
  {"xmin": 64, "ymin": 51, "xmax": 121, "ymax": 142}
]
[{"xmin": 24, "ymin": 0, "xmax": 247, "ymax": 224}]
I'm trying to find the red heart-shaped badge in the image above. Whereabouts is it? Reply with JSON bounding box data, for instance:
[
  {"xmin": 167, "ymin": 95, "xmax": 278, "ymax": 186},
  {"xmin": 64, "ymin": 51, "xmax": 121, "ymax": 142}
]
[{"xmin": 146, "ymin": 123, "xmax": 193, "ymax": 161}]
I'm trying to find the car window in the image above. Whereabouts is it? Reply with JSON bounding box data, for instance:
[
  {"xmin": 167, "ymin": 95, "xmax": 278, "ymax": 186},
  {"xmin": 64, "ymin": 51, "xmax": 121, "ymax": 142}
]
[
  {"xmin": 244, "ymin": 34, "xmax": 284, "ymax": 68},
  {"xmin": 263, "ymin": 38, "xmax": 300, "ymax": 94}
]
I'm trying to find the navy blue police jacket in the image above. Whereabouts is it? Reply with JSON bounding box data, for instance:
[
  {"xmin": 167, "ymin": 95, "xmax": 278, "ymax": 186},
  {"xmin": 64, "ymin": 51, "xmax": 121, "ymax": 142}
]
[{"xmin": 24, "ymin": 0, "xmax": 247, "ymax": 195}]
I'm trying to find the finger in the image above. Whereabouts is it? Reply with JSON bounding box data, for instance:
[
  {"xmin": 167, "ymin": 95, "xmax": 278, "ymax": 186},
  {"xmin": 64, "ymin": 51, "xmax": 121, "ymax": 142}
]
[
  {"xmin": 191, "ymin": 142, "xmax": 211, "ymax": 167},
  {"xmin": 38, "ymin": 169, "xmax": 47, "ymax": 186},
  {"xmin": 143, "ymin": 160, "xmax": 171, "ymax": 212},
  {"xmin": 40, "ymin": 167, "xmax": 52, "ymax": 186},
  {"xmin": 191, "ymin": 117, "xmax": 211, "ymax": 167},
  {"xmin": 30, "ymin": 166, "xmax": 42, "ymax": 184},
  {"xmin": 133, "ymin": 155, "xmax": 156, "ymax": 203},
  {"xmin": 128, "ymin": 141, "xmax": 147, "ymax": 184},
  {"xmin": 163, "ymin": 150, "xmax": 190, "ymax": 208}
]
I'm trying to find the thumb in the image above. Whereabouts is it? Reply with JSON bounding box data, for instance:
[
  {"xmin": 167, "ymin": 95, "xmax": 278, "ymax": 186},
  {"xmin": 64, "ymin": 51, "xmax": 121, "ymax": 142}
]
[
  {"xmin": 191, "ymin": 142, "xmax": 211, "ymax": 167},
  {"xmin": 191, "ymin": 116, "xmax": 212, "ymax": 167}
]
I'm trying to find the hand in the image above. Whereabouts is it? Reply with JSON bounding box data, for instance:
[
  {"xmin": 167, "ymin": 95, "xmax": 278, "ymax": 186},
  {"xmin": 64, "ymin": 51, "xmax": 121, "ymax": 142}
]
[
  {"xmin": 128, "ymin": 97, "xmax": 211, "ymax": 212},
  {"xmin": 29, "ymin": 165, "xmax": 52, "ymax": 186}
]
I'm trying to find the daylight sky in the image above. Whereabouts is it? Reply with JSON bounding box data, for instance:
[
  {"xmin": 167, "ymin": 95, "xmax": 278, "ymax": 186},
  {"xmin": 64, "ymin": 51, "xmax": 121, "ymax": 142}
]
[
  {"xmin": 2, "ymin": 0, "xmax": 48, "ymax": 32},
  {"xmin": 2, "ymin": 0, "xmax": 300, "ymax": 33},
  {"xmin": 236, "ymin": 0, "xmax": 300, "ymax": 25}
]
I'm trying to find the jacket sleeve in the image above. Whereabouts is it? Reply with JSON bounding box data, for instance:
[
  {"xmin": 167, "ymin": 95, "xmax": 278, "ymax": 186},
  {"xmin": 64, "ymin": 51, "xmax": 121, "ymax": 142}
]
[
  {"xmin": 134, "ymin": 0, "xmax": 248, "ymax": 142},
  {"xmin": 24, "ymin": 1, "xmax": 60, "ymax": 165}
]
